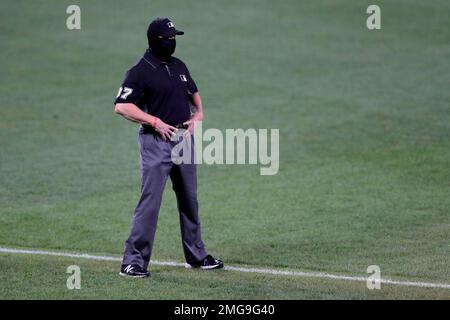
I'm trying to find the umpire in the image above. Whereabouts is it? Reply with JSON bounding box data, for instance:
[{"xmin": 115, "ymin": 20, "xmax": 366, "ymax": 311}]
[{"xmin": 114, "ymin": 17, "xmax": 223, "ymax": 278}]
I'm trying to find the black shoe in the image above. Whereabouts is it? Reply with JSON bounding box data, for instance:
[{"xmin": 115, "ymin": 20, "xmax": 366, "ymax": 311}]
[
  {"xmin": 185, "ymin": 255, "xmax": 224, "ymax": 270},
  {"xmin": 119, "ymin": 264, "xmax": 150, "ymax": 278}
]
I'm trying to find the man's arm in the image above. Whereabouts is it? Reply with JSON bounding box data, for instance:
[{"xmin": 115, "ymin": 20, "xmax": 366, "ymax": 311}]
[
  {"xmin": 114, "ymin": 103, "xmax": 177, "ymax": 141},
  {"xmin": 183, "ymin": 92, "xmax": 203, "ymax": 135},
  {"xmin": 114, "ymin": 103, "xmax": 155, "ymax": 125},
  {"xmin": 190, "ymin": 92, "xmax": 204, "ymax": 121}
]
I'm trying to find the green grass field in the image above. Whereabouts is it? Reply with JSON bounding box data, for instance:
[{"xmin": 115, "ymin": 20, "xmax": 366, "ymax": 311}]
[{"xmin": 0, "ymin": 0, "xmax": 449, "ymax": 299}]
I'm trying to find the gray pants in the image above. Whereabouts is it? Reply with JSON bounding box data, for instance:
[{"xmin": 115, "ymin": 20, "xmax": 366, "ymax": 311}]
[{"xmin": 122, "ymin": 131, "xmax": 207, "ymax": 270}]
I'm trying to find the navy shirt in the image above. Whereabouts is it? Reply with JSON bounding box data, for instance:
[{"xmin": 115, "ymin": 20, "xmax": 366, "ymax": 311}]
[{"xmin": 115, "ymin": 49, "xmax": 198, "ymax": 127}]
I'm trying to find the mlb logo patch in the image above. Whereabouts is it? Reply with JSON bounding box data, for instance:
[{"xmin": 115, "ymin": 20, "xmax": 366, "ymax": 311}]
[{"xmin": 180, "ymin": 74, "xmax": 187, "ymax": 82}]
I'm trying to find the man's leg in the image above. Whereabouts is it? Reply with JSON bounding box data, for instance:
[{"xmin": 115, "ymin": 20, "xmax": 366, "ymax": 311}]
[
  {"xmin": 169, "ymin": 136, "xmax": 208, "ymax": 264},
  {"xmin": 122, "ymin": 133, "xmax": 172, "ymax": 270}
]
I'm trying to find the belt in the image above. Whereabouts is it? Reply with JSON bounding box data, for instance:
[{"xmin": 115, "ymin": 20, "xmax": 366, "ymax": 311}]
[
  {"xmin": 140, "ymin": 122, "xmax": 188, "ymax": 134},
  {"xmin": 173, "ymin": 123, "xmax": 189, "ymax": 129}
]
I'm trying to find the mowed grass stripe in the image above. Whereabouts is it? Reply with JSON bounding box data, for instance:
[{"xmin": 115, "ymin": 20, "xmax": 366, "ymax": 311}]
[{"xmin": 1, "ymin": 247, "xmax": 449, "ymax": 290}]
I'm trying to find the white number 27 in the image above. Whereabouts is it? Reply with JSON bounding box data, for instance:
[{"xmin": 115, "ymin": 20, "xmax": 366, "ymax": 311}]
[{"xmin": 116, "ymin": 86, "xmax": 133, "ymax": 99}]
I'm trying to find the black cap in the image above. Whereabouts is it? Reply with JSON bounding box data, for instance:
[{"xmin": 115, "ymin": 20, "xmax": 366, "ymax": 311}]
[{"xmin": 147, "ymin": 18, "xmax": 184, "ymax": 39}]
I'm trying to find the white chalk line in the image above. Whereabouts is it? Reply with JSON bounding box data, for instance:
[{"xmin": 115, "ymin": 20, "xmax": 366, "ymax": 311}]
[{"xmin": 0, "ymin": 247, "xmax": 449, "ymax": 290}]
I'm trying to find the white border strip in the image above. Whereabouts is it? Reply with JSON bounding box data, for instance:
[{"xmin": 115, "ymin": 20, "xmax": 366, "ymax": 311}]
[{"xmin": 1, "ymin": 247, "xmax": 449, "ymax": 289}]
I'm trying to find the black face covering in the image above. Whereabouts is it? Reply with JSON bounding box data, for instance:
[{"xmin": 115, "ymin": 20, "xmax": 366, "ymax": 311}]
[{"xmin": 148, "ymin": 37, "xmax": 176, "ymax": 61}]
